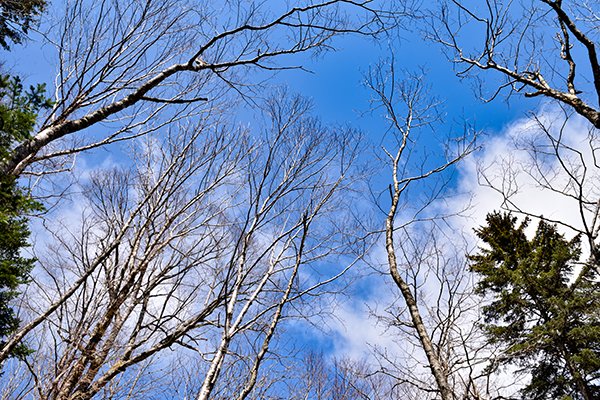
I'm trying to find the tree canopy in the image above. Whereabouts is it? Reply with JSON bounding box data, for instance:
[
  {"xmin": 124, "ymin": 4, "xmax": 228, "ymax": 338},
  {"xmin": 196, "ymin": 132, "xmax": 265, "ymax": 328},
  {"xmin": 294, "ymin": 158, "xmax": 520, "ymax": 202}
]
[
  {"xmin": 1, "ymin": 0, "xmax": 600, "ymax": 398},
  {"xmin": 0, "ymin": 0, "xmax": 45, "ymax": 50},
  {"xmin": 0, "ymin": 75, "xmax": 49, "ymax": 361},
  {"xmin": 471, "ymin": 212, "xmax": 600, "ymax": 400}
]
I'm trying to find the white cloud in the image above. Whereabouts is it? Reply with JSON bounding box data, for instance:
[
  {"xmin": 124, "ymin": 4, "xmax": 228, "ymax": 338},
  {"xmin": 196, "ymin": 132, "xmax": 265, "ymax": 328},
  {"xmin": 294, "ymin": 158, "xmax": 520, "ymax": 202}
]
[
  {"xmin": 327, "ymin": 279, "xmax": 400, "ymax": 360},
  {"xmin": 324, "ymin": 106, "xmax": 600, "ymax": 392},
  {"xmin": 447, "ymin": 107, "xmax": 600, "ymax": 245}
]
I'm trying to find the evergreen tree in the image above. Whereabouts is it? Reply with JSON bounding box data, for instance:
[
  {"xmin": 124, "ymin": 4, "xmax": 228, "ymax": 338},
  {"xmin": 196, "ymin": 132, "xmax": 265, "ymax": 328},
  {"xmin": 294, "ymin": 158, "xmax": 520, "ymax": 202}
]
[
  {"xmin": 471, "ymin": 212, "xmax": 600, "ymax": 400},
  {"xmin": 0, "ymin": 75, "xmax": 49, "ymax": 360},
  {"xmin": 0, "ymin": 0, "xmax": 46, "ymax": 50}
]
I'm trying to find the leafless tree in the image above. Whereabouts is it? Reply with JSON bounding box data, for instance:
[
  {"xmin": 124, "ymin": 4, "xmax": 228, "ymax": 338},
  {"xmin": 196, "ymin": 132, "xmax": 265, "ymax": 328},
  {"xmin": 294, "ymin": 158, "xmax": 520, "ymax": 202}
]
[
  {"xmin": 363, "ymin": 59, "xmax": 488, "ymax": 400},
  {"xmin": 371, "ymin": 224, "xmax": 521, "ymax": 400},
  {"xmin": 0, "ymin": 93, "xmax": 363, "ymax": 399},
  {"xmin": 1, "ymin": 0, "xmax": 396, "ymax": 178},
  {"xmin": 285, "ymin": 351, "xmax": 394, "ymax": 400},
  {"xmin": 431, "ymin": 0, "xmax": 600, "ymax": 128},
  {"xmin": 432, "ymin": 0, "xmax": 600, "ymax": 278},
  {"xmin": 425, "ymin": 2, "xmax": 600, "ymax": 397},
  {"xmin": 429, "ymin": 0, "xmax": 600, "ymax": 262},
  {"xmin": 474, "ymin": 104, "xmax": 600, "ymax": 275}
]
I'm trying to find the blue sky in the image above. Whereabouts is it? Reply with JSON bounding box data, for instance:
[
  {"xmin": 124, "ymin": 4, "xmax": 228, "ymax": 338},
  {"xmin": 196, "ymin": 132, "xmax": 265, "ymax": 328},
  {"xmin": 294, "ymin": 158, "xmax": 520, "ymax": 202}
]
[
  {"xmin": 4, "ymin": 0, "xmax": 534, "ymax": 336},
  {"xmin": 3, "ymin": 2, "xmax": 574, "ymax": 397},
  {"xmin": 4, "ymin": 5, "xmax": 533, "ymax": 146},
  {"xmin": 280, "ymin": 29, "xmax": 531, "ymax": 137}
]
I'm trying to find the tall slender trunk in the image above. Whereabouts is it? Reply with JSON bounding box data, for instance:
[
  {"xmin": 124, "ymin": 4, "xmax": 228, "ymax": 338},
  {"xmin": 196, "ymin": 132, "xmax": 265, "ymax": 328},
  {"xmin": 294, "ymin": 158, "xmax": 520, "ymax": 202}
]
[
  {"xmin": 561, "ymin": 343, "xmax": 593, "ymax": 400},
  {"xmin": 385, "ymin": 156, "xmax": 454, "ymax": 400}
]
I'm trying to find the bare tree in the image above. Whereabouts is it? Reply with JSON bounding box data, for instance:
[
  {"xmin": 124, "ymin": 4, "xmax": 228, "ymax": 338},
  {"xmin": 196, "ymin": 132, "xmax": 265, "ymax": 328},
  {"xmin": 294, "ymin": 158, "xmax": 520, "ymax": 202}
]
[
  {"xmin": 425, "ymin": 2, "xmax": 600, "ymax": 398},
  {"xmin": 371, "ymin": 224, "xmax": 521, "ymax": 400},
  {"xmin": 0, "ymin": 93, "xmax": 363, "ymax": 399},
  {"xmin": 286, "ymin": 351, "xmax": 395, "ymax": 400},
  {"xmin": 1, "ymin": 0, "xmax": 395, "ymax": 178},
  {"xmin": 0, "ymin": 0, "xmax": 402, "ymax": 395},
  {"xmin": 363, "ymin": 60, "xmax": 481, "ymax": 400},
  {"xmin": 432, "ymin": 0, "xmax": 600, "ymax": 128},
  {"xmin": 475, "ymin": 104, "xmax": 600, "ymax": 290},
  {"xmin": 433, "ymin": 0, "xmax": 600, "ymax": 290}
]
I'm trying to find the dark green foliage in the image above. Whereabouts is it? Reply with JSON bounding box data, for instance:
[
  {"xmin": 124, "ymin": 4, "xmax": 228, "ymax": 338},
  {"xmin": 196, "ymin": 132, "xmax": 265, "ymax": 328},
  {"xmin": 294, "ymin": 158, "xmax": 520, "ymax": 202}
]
[
  {"xmin": 471, "ymin": 212, "xmax": 600, "ymax": 400},
  {"xmin": 0, "ymin": 74, "xmax": 48, "ymax": 360},
  {"xmin": 0, "ymin": 0, "xmax": 48, "ymax": 363},
  {"xmin": 0, "ymin": 176, "xmax": 39, "ymax": 359},
  {"xmin": 0, "ymin": 75, "xmax": 52, "ymax": 160},
  {"xmin": 0, "ymin": 0, "xmax": 46, "ymax": 50}
]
